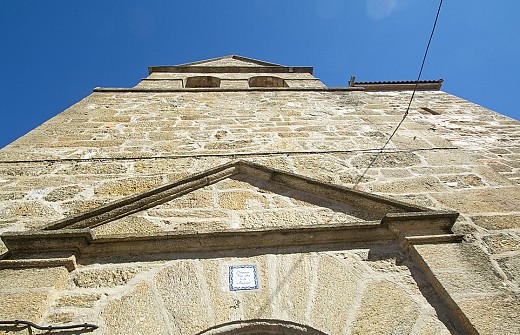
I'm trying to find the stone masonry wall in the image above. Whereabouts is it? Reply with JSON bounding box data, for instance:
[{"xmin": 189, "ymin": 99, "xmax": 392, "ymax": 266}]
[{"xmin": 0, "ymin": 83, "xmax": 519, "ymax": 334}]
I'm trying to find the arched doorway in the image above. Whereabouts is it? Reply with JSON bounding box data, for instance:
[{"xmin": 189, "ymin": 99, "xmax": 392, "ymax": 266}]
[{"xmin": 196, "ymin": 319, "xmax": 328, "ymax": 335}]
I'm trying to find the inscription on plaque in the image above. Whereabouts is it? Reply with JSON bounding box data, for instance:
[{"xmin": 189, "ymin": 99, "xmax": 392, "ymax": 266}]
[{"xmin": 229, "ymin": 265, "xmax": 258, "ymax": 291}]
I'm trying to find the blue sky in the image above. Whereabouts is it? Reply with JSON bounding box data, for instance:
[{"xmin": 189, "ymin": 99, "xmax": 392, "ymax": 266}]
[{"xmin": 1, "ymin": 1, "xmax": 519, "ymax": 148}]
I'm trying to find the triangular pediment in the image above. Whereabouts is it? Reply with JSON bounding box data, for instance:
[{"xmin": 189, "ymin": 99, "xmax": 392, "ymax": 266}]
[
  {"xmin": 148, "ymin": 56, "xmax": 314, "ymax": 75},
  {"xmin": 1, "ymin": 161, "xmax": 460, "ymax": 263},
  {"xmin": 176, "ymin": 55, "xmax": 285, "ymax": 68},
  {"xmin": 42, "ymin": 160, "xmax": 428, "ymax": 233}
]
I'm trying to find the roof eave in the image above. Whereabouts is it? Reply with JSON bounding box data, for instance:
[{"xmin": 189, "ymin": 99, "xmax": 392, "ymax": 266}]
[
  {"xmin": 352, "ymin": 80, "xmax": 444, "ymax": 91},
  {"xmin": 148, "ymin": 66, "xmax": 314, "ymax": 75}
]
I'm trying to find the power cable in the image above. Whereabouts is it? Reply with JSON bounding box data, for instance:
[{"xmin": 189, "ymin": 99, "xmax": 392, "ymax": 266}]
[{"xmin": 354, "ymin": 0, "xmax": 444, "ymax": 188}]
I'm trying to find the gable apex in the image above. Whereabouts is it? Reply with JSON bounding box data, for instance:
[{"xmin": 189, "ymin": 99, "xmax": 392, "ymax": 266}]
[
  {"xmin": 176, "ymin": 55, "xmax": 285, "ymax": 68},
  {"xmin": 148, "ymin": 55, "xmax": 314, "ymax": 74}
]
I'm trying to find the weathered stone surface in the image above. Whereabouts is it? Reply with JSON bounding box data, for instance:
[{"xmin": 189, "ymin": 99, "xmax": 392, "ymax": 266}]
[
  {"xmin": 458, "ymin": 294, "xmax": 520, "ymax": 335},
  {"xmin": 95, "ymin": 176, "xmax": 164, "ymax": 196},
  {"xmin": 417, "ymin": 316, "xmax": 452, "ymax": 335},
  {"xmin": 218, "ymin": 191, "xmax": 269, "ymax": 210},
  {"xmin": 0, "ymin": 267, "xmax": 69, "ymax": 290},
  {"xmin": 471, "ymin": 214, "xmax": 520, "ymax": 230},
  {"xmin": 155, "ymin": 262, "xmax": 210, "ymax": 334},
  {"xmin": 102, "ymin": 281, "xmax": 169, "ymax": 335},
  {"xmin": 497, "ymin": 256, "xmax": 520, "ymax": 284},
  {"xmin": 0, "ymin": 291, "xmax": 49, "ymax": 322},
  {"xmin": 310, "ymin": 255, "xmax": 363, "ymax": 334},
  {"xmin": 350, "ymin": 280, "xmax": 420, "ymax": 335},
  {"xmin": 482, "ymin": 233, "xmax": 520, "ymax": 254},
  {"xmin": 168, "ymin": 189, "xmax": 214, "ymax": 208},
  {"xmin": 352, "ymin": 152, "xmax": 422, "ymax": 169},
  {"xmin": 44, "ymin": 185, "xmax": 83, "ymax": 202},
  {"xmin": 433, "ymin": 187, "xmax": 520, "ymax": 213},
  {"xmin": 0, "ymin": 201, "xmax": 59, "ymax": 220},
  {"xmin": 366, "ymin": 176, "xmax": 447, "ymax": 194},
  {"xmin": 92, "ymin": 216, "xmax": 162, "ymax": 236},
  {"xmin": 72, "ymin": 266, "xmax": 142, "ymax": 288},
  {"xmin": 54, "ymin": 293, "xmax": 101, "ymax": 308},
  {"xmin": 1, "ymin": 57, "xmax": 519, "ymax": 335}
]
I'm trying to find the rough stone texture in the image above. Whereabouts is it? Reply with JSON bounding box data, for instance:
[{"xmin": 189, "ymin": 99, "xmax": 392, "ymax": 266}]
[
  {"xmin": 90, "ymin": 173, "xmax": 371, "ymax": 236},
  {"xmin": 350, "ymin": 281, "xmax": 419, "ymax": 335},
  {"xmin": 54, "ymin": 293, "xmax": 101, "ymax": 308},
  {"xmin": 0, "ymin": 267, "xmax": 69, "ymax": 290},
  {"xmin": 102, "ymin": 281, "xmax": 169, "ymax": 335},
  {"xmin": 0, "ymin": 291, "xmax": 50, "ymax": 323},
  {"xmin": 72, "ymin": 266, "xmax": 143, "ymax": 288},
  {"xmin": 155, "ymin": 261, "xmax": 212, "ymax": 334},
  {"xmin": 0, "ymin": 56, "xmax": 519, "ymax": 334},
  {"xmin": 458, "ymin": 294, "xmax": 520, "ymax": 335}
]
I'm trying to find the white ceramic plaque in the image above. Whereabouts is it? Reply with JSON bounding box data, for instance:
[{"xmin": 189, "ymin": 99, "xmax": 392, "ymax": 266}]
[{"xmin": 229, "ymin": 265, "xmax": 258, "ymax": 291}]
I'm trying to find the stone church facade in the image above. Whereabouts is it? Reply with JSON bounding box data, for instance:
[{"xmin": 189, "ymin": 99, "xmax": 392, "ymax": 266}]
[{"xmin": 0, "ymin": 56, "xmax": 518, "ymax": 334}]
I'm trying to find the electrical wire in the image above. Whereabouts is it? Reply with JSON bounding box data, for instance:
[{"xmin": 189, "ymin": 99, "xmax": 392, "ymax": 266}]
[{"xmin": 354, "ymin": 0, "xmax": 444, "ymax": 188}]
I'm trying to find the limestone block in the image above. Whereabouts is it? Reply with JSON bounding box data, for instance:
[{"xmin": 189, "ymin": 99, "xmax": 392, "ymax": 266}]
[
  {"xmin": 218, "ymin": 191, "xmax": 268, "ymax": 210},
  {"xmin": 0, "ymin": 164, "xmax": 55, "ymax": 177},
  {"xmin": 0, "ymin": 291, "xmax": 49, "ymax": 323},
  {"xmin": 194, "ymin": 260, "xmax": 240, "ymax": 326},
  {"xmin": 155, "ymin": 261, "xmax": 211, "ymax": 334},
  {"xmin": 416, "ymin": 316, "xmax": 452, "ymax": 335},
  {"xmin": 414, "ymin": 243, "xmax": 504, "ymax": 297},
  {"xmin": 44, "ymin": 185, "xmax": 83, "ymax": 202},
  {"xmin": 231, "ymin": 258, "xmax": 273, "ymax": 321},
  {"xmin": 56, "ymin": 161, "xmax": 127, "ymax": 175},
  {"xmin": 438, "ymin": 174, "xmax": 485, "ymax": 189},
  {"xmin": 91, "ymin": 116, "xmax": 131, "ymax": 123},
  {"xmin": 0, "ymin": 201, "xmax": 59, "ymax": 220},
  {"xmin": 482, "ymin": 233, "xmax": 520, "ymax": 254},
  {"xmin": 0, "ymin": 267, "xmax": 69, "ymax": 290},
  {"xmin": 46, "ymin": 311, "xmax": 75, "ymax": 324},
  {"xmin": 0, "ymin": 191, "xmax": 25, "ymax": 201},
  {"xmin": 168, "ymin": 189, "xmax": 215, "ymax": 209},
  {"xmin": 418, "ymin": 150, "xmax": 477, "ymax": 166},
  {"xmin": 433, "ymin": 270, "xmax": 503, "ymax": 297},
  {"xmin": 72, "ymin": 266, "xmax": 142, "ymax": 288},
  {"xmin": 310, "ymin": 255, "xmax": 362, "ymax": 334},
  {"xmin": 62, "ymin": 199, "xmax": 107, "ymax": 217},
  {"xmin": 414, "ymin": 243, "xmax": 492, "ymax": 272},
  {"xmin": 54, "ymin": 293, "xmax": 101, "ymax": 308},
  {"xmin": 102, "ymin": 281, "xmax": 169, "ymax": 335},
  {"xmin": 270, "ymin": 254, "xmax": 313, "ymax": 324},
  {"xmin": 471, "ymin": 214, "xmax": 520, "ymax": 230},
  {"xmin": 497, "ymin": 256, "xmax": 520, "ymax": 283},
  {"xmin": 95, "ymin": 176, "xmax": 164, "ymax": 196},
  {"xmin": 458, "ymin": 294, "xmax": 520, "ymax": 335},
  {"xmin": 92, "ymin": 216, "xmax": 163, "ymax": 236},
  {"xmin": 350, "ymin": 281, "xmax": 420, "ymax": 335},
  {"xmin": 366, "ymin": 176, "xmax": 447, "ymax": 194},
  {"xmin": 239, "ymin": 210, "xmax": 320, "ymax": 229},
  {"xmin": 433, "ymin": 187, "xmax": 520, "ymax": 213}
]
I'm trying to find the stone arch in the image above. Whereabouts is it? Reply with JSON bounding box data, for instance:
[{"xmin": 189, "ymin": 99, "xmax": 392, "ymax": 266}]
[
  {"xmin": 185, "ymin": 76, "xmax": 221, "ymax": 88},
  {"xmin": 195, "ymin": 319, "xmax": 329, "ymax": 335},
  {"xmin": 248, "ymin": 76, "xmax": 287, "ymax": 88}
]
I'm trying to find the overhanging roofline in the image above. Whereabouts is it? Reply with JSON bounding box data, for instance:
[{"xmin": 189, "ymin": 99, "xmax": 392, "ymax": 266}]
[
  {"xmin": 149, "ymin": 55, "xmax": 313, "ymax": 74},
  {"xmin": 352, "ymin": 79, "xmax": 443, "ymax": 91},
  {"xmin": 148, "ymin": 66, "xmax": 314, "ymax": 75}
]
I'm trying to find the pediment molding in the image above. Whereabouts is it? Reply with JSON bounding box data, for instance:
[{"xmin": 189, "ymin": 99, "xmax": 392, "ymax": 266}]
[
  {"xmin": 149, "ymin": 55, "xmax": 313, "ymax": 74},
  {"xmin": 0, "ymin": 160, "xmax": 461, "ymax": 268},
  {"xmin": 41, "ymin": 160, "xmax": 430, "ymax": 231}
]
